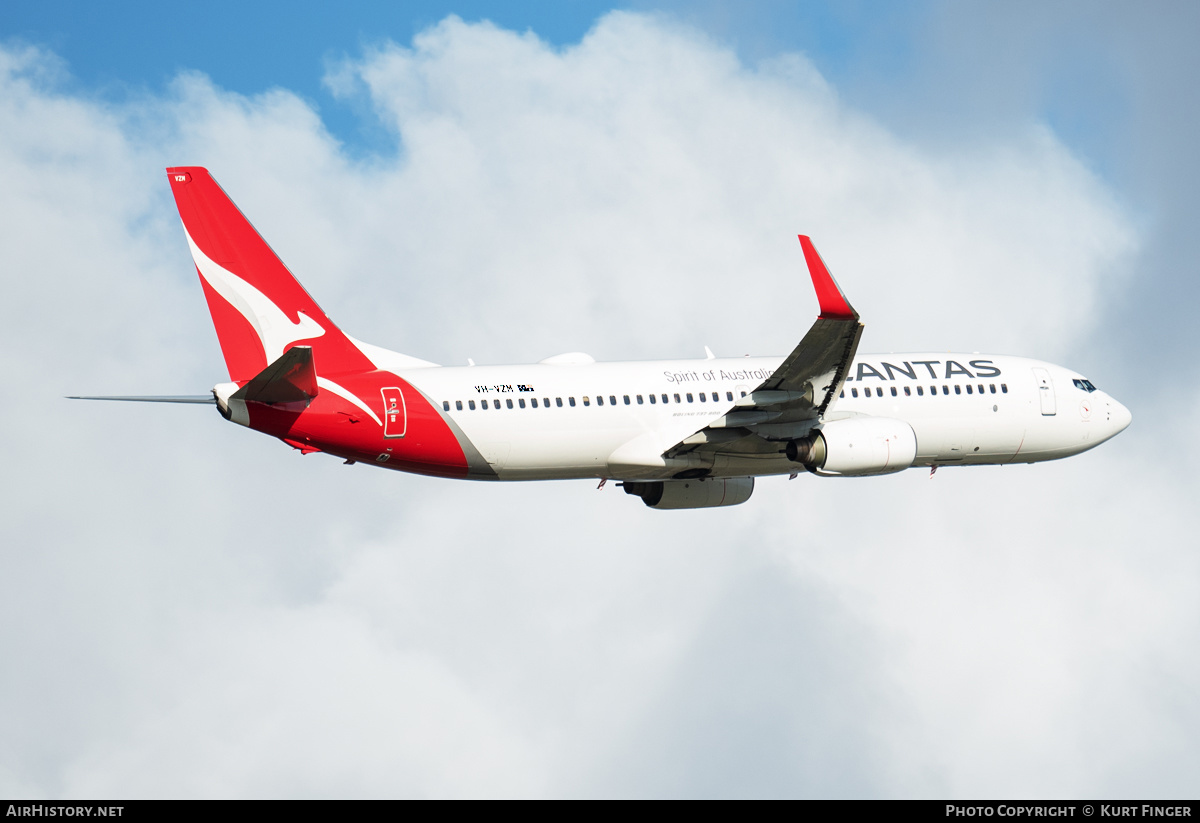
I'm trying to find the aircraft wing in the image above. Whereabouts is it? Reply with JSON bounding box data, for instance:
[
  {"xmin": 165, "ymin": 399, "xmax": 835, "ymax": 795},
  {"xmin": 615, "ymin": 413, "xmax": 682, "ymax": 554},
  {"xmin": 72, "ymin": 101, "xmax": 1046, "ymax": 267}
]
[{"xmin": 664, "ymin": 236, "xmax": 862, "ymax": 461}]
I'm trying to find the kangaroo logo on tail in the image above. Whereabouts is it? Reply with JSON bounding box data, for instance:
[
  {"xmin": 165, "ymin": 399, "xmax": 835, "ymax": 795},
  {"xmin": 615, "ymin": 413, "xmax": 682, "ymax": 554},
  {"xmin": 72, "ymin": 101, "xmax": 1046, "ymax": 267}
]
[{"xmin": 184, "ymin": 230, "xmax": 326, "ymax": 365}]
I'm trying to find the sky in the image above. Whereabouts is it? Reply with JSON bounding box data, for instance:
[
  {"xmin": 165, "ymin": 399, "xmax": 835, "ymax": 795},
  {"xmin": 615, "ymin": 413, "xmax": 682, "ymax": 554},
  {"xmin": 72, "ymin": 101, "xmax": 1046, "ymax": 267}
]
[{"xmin": 1, "ymin": 0, "xmax": 1198, "ymax": 799}]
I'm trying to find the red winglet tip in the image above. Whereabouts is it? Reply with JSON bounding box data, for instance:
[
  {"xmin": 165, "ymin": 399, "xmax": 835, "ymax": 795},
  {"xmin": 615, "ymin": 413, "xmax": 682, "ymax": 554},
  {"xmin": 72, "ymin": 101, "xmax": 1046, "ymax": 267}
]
[{"xmin": 798, "ymin": 235, "xmax": 856, "ymax": 320}]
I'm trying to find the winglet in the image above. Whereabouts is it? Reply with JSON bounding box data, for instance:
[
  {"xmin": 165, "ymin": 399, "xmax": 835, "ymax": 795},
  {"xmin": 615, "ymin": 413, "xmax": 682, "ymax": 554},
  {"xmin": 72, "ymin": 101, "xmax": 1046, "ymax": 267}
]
[{"xmin": 798, "ymin": 235, "xmax": 857, "ymax": 320}]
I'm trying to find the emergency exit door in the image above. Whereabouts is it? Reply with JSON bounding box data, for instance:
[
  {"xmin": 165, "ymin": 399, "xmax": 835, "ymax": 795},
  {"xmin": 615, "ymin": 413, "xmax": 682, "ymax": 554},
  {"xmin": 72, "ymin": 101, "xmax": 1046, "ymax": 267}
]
[{"xmin": 381, "ymin": 387, "xmax": 407, "ymax": 437}]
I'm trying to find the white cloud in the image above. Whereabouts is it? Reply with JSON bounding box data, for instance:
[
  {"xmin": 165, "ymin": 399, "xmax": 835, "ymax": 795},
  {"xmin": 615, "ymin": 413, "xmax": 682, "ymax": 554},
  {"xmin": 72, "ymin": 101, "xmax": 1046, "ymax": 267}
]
[
  {"xmin": 322, "ymin": 13, "xmax": 1134, "ymax": 365},
  {"xmin": 0, "ymin": 12, "xmax": 1193, "ymax": 798}
]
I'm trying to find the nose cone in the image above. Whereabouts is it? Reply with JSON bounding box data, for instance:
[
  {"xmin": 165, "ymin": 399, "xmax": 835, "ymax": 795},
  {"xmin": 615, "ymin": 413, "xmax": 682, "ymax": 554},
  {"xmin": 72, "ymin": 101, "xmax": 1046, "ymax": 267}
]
[{"xmin": 1110, "ymin": 398, "xmax": 1132, "ymax": 434}]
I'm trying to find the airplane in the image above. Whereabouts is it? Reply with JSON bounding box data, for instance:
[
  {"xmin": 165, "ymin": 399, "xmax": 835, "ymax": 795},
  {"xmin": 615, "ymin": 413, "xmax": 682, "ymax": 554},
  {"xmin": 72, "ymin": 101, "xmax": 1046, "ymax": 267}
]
[{"xmin": 72, "ymin": 167, "xmax": 1133, "ymax": 509}]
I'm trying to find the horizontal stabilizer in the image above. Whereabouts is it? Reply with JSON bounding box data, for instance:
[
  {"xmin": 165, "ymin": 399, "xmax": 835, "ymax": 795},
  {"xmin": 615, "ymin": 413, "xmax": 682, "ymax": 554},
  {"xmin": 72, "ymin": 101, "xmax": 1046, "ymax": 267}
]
[
  {"xmin": 68, "ymin": 395, "xmax": 215, "ymax": 404},
  {"xmin": 232, "ymin": 345, "xmax": 318, "ymax": 407}
]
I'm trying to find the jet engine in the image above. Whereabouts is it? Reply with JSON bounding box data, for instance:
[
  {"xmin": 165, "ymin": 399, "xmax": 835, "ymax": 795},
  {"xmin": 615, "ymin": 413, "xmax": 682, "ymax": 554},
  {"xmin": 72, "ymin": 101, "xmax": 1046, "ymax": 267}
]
[
  {"xmin": 621, "ymin": 477, "xmax": 754, "ymax": 509},
  {"xmin": 786, "ymin": 417, "xmax": 917, "ymax": 476}
]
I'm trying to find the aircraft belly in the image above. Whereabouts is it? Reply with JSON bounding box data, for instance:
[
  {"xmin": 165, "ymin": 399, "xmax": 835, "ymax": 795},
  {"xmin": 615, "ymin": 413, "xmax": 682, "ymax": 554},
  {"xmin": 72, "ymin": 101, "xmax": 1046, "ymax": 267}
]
[
  {"xmin": 910, "ymin": 417, "xmax": 1024, "ymax": 463},
  {"xmin": 1011, "ymin": 415, "xmax": 1093, "ymax": 462},
  {"xmin": 465, "ymin": 423, "xmax": 641, "ymax": 480}
]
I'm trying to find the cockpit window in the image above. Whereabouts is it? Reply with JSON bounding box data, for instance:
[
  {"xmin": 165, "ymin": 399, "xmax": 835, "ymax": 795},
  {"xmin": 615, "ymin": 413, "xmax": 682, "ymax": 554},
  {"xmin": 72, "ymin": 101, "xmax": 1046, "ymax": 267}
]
[{"xmin": 1073, "ymin": 378, "xmax": 1098, "ymax": 393}]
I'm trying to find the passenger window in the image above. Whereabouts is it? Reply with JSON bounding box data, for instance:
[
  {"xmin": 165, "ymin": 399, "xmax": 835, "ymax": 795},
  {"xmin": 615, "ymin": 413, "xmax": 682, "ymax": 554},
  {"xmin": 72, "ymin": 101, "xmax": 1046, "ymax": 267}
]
[
  {"xmin": 442, "ymin": 401, "xmax": 450, "ymax": 411},
  {"xmin": 965, "ymin": 385, "xmax": 972, "ymax": 395},
  {"xmin": 852, "ymin": 388, "xmax": 859, "ymax": 398},
  {"xmin": 556, "ymin": 397, "xmax": 563, "ymax": 407},
  {"xmin": 917, "ymin": 386, "xmax": 924, "ymax": 396},
  {"xmin": 890, "ymin": 387, "xmax": 897, "ymax": 397},
  {"xmin": 624, "ymin": 395, "xmax": 631, "ymax": 405},
  {"xmin": 636, "ymin": 395, "xmax": 643, "ymax": 404},
  {"xmin": 664, "ymin": 394, "xmax": 671, "ymax": 404},
  {"xmin": 876, "ymin": 387, "xmax": 883, "ymax": 397},
  {"xmin": 726, "ymin": 392, "xmax": 733, "ymax": 401},
  {"xmin": 990, "ymin": 385, "xmax": 996, "ymax": 394},
  {"xmin": 569, "ymin": 397, "xmax": 576, "ymax": 407},
  {"xmin": 519, "ymin": 398, "xmax": 526, "ymax": 408},
  {"xmin": 1001, "ymin": 384, "xmax": 1008, "ymax": 393},
  {"xmin": 469, "ymin": 400, "xmax": 476, "ymax": 410},
  {"xmin": 839, "ymin": 390, "xmax": 845, "ymax": 398},
  {"xmin": 530, "ymin": 398, "xmax": 538, "ymax": 408},
  {"xmin": 699, "ymin": 392, "xmax": 706, "ymax": 402},
  {"xmin": 674, "ymin": 393, "xmax": 681, "ymax": 403},
  {"xmin": 506, "ymin": 398, "xmax": 513, "ymax": 409},
  {"xmin": 954, "ymin": 385, "xmax": 961, "ymax": 395},
  {"xmin": 649, "ymin": 394, "xmax": 656, "ymax": 404},
  {"xmin": 903, "ymin": 386, "xmax": 910, "ymax": 396},
  {"xmin": 583, "ymin": 396, "xmax": 590, "ymax": 406},
  {"xmin": 740, "ymin": 391, "xmax": 747, "ymax": 397},
  {"xmin": 456, "ymin": 400, "xmax": 463, "ymax": 410},
  {"xmin": 610, "ymin": 395, "xmax": 616, "ymax": 405},
  {"xmin": 686, "ymin": 393, "xmax": 694, "ymax": 403},
  {"xmin": 597, "ymin": 395, "xmax": 604, "ymax": 406}
]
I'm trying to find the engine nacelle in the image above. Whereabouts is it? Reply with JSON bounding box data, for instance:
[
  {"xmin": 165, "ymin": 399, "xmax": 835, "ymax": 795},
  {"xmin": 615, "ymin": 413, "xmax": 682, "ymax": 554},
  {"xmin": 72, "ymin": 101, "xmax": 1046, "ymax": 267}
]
[
  {"xmin": 787, "ymin": 417, "xmax": 917, "ymax": 476},
  {"xmin": 621, "ymin": 477, "xmax": 755, "ymax": 509}
]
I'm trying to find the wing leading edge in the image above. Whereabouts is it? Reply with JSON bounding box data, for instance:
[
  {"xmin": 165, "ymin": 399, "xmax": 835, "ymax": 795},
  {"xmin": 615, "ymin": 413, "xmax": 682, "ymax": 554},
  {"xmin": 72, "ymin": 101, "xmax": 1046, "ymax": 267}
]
[{"xmin": 663, "ymin": 236, "xmax": 863, "ymax": 463}]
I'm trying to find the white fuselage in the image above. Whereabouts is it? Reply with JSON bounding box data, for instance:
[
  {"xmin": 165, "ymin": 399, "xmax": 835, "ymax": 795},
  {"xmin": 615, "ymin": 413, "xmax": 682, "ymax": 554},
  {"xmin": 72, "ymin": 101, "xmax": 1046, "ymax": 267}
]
[{"xmin": 385, "ymin": 351, "xmax": 1132, "ymax": 481}]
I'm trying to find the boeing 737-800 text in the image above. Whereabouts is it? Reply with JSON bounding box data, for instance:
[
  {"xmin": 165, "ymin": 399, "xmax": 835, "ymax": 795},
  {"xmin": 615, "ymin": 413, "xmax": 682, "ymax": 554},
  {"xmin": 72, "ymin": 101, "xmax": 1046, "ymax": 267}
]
[{"xmin": 73, "ymin": 168, "xmax": 1132, "ymax": 508}]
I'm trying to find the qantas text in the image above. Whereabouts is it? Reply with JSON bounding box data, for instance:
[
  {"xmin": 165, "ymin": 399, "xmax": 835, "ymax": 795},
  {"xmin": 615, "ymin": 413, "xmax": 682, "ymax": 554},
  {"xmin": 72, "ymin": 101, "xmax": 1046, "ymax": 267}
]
[{"xmin": 845, "ymin": 359, "xmax": 1001, "ymax": 382}]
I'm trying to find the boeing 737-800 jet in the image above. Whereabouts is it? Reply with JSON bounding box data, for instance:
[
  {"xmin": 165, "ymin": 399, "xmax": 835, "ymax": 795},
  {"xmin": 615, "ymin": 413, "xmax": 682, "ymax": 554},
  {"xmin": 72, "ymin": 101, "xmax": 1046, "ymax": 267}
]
[{"xmin": 74, "ymin": 168, "xmax": 1132, "ymax": 508}]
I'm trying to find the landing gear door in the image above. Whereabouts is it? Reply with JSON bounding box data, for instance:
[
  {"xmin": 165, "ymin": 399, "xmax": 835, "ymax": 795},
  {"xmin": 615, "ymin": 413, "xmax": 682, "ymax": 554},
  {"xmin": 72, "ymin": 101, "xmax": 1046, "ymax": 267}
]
[
  {"xmin": 1032, "ymin": 368, "xmax": 1056, "ymax": 416},
  {"xmin": 381, "ymin": 387, "xmax": 407, "ymax": 438}
]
